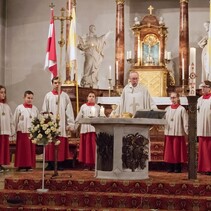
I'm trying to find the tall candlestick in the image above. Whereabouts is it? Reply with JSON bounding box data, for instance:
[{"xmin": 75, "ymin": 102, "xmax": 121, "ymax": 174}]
[
  {"xmin": 116, "ymin": 61, "xmax": 119, "ymax": 80},
  {"xmin": 109, "ymin": 65, "xmax": 112, "ymax": 79}
]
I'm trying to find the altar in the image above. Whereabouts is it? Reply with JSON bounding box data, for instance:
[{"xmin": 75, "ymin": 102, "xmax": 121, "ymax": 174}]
[{"xmin": 79, "ymin": 118, "xmax": 166, "ymax": 180}]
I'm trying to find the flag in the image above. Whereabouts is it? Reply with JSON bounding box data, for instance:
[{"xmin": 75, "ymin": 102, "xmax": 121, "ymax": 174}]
[
  {"xmin": 44, "ymin": 8, "xmax": 57, "ymax": 77},
  {"xmin": 67, "ymin": 3, "xmax": 77, "ymax": 80},
  {"xmin": 207, "ymin": 0, "xmax": 211, "ymax": 80}
]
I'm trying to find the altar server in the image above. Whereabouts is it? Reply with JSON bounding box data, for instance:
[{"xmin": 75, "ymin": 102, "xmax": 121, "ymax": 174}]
[
  {"xmin": 42, "ymin": 76, "xmax": 75, "ymax": 170},
  {"xmin": 14, "ymin": 90, "xmax": 39, "ymax": 171},
  {"xmin": 75, "ymin": 92, "xmax": 100, "ymax": 170},
  {"xmin": 164, "ymin": 92, "xmax": 188, "ymax": 173},
  {"xmin": 197, "ymin": 80, "xmax": 211, "ymax": 175},
  {"xmin": 0, "ymin": 85, "xmax": 15, "ymax": 172}
]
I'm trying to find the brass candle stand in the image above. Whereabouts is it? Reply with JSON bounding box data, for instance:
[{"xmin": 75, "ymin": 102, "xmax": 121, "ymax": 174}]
[
  {"xmin": 181, "ymin": 79, "xmax": 188, "ymax": 97},
  {"xmin": 113, "ymin": 80, "xmax": 123, "ymax": 96}
]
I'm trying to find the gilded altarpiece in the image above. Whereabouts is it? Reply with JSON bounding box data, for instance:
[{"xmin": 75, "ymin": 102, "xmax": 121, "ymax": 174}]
[{"xmin": 131, "ymin": 14, "xmax": 168, "ymax": 97}]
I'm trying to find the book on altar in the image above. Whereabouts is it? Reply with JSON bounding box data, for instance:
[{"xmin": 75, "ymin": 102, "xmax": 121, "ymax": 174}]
[{"xmin": 133, "ymin": 109, "xmax": 166, "ymax": 119}]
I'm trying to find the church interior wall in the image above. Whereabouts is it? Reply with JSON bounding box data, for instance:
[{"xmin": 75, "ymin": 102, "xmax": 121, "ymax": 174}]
[
  {"xmin": 1, "ymin": 0, "xmax": 210, "ymax": 112},
  {"xmin": 0, "ymin": 0, "xmax": 6, "ymax": 85}
]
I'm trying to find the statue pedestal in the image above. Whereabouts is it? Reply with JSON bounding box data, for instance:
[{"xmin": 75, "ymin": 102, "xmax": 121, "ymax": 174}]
[{"xmin": 80, "ymin": 118, "xmax": 166, "ymax": 180}]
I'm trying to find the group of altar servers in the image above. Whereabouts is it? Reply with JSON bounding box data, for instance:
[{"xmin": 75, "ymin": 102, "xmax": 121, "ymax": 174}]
[
  {"xmin": 0, "ymin": 76, "xmax": 99, "ymax": 172},
  {"xmin": 0, "ymin": 72, "xmax": 211, "ymax": 175}
]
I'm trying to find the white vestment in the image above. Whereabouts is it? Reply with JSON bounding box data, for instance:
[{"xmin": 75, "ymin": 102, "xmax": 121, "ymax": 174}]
[
  {"xmin": 118, "ymin": 83, "xmax": 157, "ymax": 116},
  {"xmin": 0, "ymin": 103, "xmax": 15, "ymax": 135},
  {"xmin": 197, "ymin": 96, "xmax": 211, "ymax": 136},
  {"xmin": 14, "ymin": 104, "xmax": 39, "ymax": 133},
  {"xmin": 42, "ymin": 91, "xmax": 75, "ymax": 137},
  {"xmin": 75, "ymin": 104, "xmax": 100, "ymax": 134},
  {"xmin": 164, "ymin": 105, "xmax": 188, "ymax": 136}
]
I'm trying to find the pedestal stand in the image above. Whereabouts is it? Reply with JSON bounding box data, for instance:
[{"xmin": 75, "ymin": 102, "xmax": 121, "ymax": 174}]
[{"xmin": 37, "ymin": 146, "xmax": 48, "ymax": 193}]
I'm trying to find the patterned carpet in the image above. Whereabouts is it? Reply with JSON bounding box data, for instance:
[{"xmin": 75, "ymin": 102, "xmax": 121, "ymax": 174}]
[{"xmin": 0, "ymin": 170, "xmax": 210, "ymax": 210}]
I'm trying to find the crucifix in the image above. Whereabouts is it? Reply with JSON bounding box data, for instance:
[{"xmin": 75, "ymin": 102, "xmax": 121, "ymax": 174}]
[{"xmin": 148, "ymin": 5, "xmax": 154, "ymax": 15}]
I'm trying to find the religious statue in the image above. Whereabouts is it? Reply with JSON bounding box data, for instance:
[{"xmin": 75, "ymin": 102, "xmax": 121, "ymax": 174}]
[
  {"xmin": 198, "ymin": 21, "xmax": 211, "ymax": 81},
  {"xmin": 78, "ymin": 25, "xmax": 111, "ymax": 88},
  {"xmin": 159, "ymin": 16, "xmax": 165, "ymax": 25},
  {"xmin": 134, "ymin": 17, "xmax": 140, "ymax": 25}
]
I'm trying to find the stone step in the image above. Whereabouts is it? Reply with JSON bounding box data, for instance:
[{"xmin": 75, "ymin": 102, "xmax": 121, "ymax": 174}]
[
  {"xmin": 0, "ymin": 204, "xmax": 168, "ymax": 211},
  {"xmin": 0, "ymin": 189, "xmax": 210, "ymax": 210},
  {"xmin": 4, "ymin": 171, "xmax": 211, "ymax": 196}
]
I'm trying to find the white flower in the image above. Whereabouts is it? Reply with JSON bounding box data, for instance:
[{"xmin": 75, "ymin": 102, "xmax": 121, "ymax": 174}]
[{"xmin": 37, "ymin": 133, "xmax": 43, "ymax": 139}]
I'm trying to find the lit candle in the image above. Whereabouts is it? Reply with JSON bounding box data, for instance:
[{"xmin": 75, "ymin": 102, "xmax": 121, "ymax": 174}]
[
  {"xmin": 182, "ymin": 57, "xmax": 185, "ymax": 80},
  {"xmin": 109, "ymin": 65, "xmax": 112, "ymax": 79},
  {"xmin": 116, "ymin": 61, "xmax": 119, "ymax": 80},
  {"xmin": 100, "ymin": 106, "xmax": 105, "ymax": 117},
  {"xmin": 90, "ymin": 106, "xmax": 96, "ymax": 117}
]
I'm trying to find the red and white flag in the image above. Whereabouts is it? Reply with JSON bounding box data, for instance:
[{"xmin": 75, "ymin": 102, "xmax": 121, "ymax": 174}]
[{"xmin": 44, "ymin": 8, "xmax": 57, "ymax": 77}]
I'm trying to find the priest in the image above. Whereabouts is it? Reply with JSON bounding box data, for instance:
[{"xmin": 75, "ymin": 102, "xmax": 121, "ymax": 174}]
[{"xmin": 117, "ymin": 71, "xmax": 157, "ymax": 116}]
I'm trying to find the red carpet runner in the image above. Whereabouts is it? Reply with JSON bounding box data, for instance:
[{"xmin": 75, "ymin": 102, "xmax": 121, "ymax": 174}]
[{"xmin": 0, "ymin": 170, "xmax": 210, "ymax": 210}]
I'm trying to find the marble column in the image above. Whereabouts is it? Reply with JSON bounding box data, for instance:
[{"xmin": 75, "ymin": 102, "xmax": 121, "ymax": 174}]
[
  {"xmin": 179, "ymin": 0, "xmax": 189, "ymax": 86},
  {"xmin": 115, "ymin": 0, "xmax": 125, "ymax": 86}
]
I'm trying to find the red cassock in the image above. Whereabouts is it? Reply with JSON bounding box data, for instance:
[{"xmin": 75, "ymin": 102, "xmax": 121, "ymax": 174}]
[
  {"xmin": 45, "ymin": 136, "xmax": 70, "ymax": 162},
  {"xmin": 15, "ymin": 131, "xmax": 36, "ymax": 168},
  {"xmin": 79, "ymin": 132, "xmax": 96, "ymax": 165},
  {"xmin": 164, "ymin": 135, "xmax": 187, "ymax": 163},
  {"xmin": 0, "ymin": 135, "xmax": 10, "ymax": 165},
  {"xmin": 198, "ymin": 137, "xmax": 211, "ymax": 172}
]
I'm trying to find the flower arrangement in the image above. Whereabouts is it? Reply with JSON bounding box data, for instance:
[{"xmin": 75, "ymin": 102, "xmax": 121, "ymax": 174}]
[{"xmin": 29, "ymin": 112, "xmax": 60, "ymax": 146}]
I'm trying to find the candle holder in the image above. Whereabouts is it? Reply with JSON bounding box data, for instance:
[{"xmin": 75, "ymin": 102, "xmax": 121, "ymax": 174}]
[
  {"xmin": 181, "ymin": 79, "xmax": 188, "ymax": 97},
  {"xmin": 113, "ymin": 80, "xmax": 123, "ymax": 96},
  {"xmin": 108, "ymin": 78, "xmax": 112, "ymax": 97},
  {"xmin": 126, "ymin": 58, "xmax": 135, "ymax": 65}
]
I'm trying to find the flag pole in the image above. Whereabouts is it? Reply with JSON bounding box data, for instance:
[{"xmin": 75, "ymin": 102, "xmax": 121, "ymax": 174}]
[{"xmin": 50, "ymin": 3, "xmax": 72, "ymax": 178}]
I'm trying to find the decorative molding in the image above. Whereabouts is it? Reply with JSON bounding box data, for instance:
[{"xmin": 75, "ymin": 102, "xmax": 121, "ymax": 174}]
[{"xmin": 116, "ymin": 0, "xmax": 125, "ymax": 5}]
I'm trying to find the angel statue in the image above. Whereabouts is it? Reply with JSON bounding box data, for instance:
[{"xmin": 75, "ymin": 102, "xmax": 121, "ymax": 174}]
[
  {"xmin": 198, "ymin": 21, "xmax": 211, "ymax": 81},
  {"xmin": 78, "ymin": 25, "xmax": 111, "ymax": 88}
]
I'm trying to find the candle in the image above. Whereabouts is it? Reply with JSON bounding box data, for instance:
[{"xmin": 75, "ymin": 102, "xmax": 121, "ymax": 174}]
[
  {"xmin": 100, "ymin": 106, "xmax": 105, "ymax": 117},
  {"xmin": 129, "ymin": 51, "xmax": 132, "ymax": 59},
  {"xmin": 190, "ymin": 47, "xmax": 196, "ymax": 67},
  {"xmin": 90, "ymin": 106, "xmax": 96, "ymax": 117},
  {"xmin": 109, "ymin": 65, "xmax": 112, "ymax": 79},
  {"xmin": 189, "ymin": 47, "xmax": 196, "ymax": 96},
  {"xmin": 167, "ymin": 52, "xmax": 171, "ymax": 60},
  {"xmin": 116, "ymin": 61, "xmax": 119, "ymax": 80},
  {"xmin": 182, "ymin": 57, "xmax": 185, "ymax": 80},
  {"xmin": 126, "ymin": 51, "xmax": 129, "ymax": 60}
]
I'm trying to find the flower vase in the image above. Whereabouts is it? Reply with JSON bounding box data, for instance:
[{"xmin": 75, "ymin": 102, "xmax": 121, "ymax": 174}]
[{"xmin": 37, "ymin": 145, "xmax": 48, "ymax": 193}]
